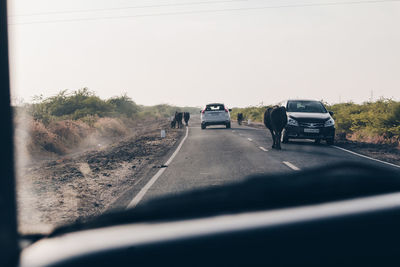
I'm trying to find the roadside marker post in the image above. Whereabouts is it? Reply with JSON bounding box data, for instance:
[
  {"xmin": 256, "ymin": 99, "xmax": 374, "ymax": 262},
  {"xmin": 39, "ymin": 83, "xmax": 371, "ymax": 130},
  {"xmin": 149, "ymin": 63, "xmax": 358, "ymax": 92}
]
[{"xmin": 161, "ymin": 130, "xmax": 166, "ymax": 138}]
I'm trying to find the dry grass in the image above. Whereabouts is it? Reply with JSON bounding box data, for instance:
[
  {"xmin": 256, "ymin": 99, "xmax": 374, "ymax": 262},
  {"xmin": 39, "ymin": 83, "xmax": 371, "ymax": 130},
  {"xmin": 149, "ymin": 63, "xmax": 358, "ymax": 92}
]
[
  {"xmin": 94, "ymin": 117, "xmax": 129, "ymax": 138},
  {"xmin": 16, "ymin": 115, "xmax": 131, "ymax": 158},
  {"xmin": 49, "ymin": 120, "xmax": 93, "ymax": 147},
  {"xmin": 346, "ymin": 130, "xmax": 399, "ymax": 148},
  {"xmin": 28, "ymin": 120, "xmax": 67, "ymax": 155}
]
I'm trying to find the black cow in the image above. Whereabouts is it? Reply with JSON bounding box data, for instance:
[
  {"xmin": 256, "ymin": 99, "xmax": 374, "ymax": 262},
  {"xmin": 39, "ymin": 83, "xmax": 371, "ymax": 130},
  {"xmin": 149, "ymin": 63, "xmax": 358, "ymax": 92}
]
[
  {"xmin": 170, "ymin": 118, "xmax": 176, "ymax": 128},
  {"xmin": 175, "ymin": 111, "xmax": 183, "ymax": 129},
  {"xmin": 237, "ymin": 113, "xmax": 243, "ymax": 125},
  {"xmin": 264, "ymin": 106, "xmax": 287, "ymax": 150},
  {"xmin": 184, "ymin": 112, "xmax": 190, "ymax": 126}
]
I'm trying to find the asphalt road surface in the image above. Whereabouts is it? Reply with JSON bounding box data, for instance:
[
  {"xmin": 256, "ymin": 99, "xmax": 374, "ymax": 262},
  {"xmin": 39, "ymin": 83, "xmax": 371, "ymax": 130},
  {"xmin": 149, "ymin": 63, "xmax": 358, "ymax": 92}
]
[{"xmin": 121, "ymin": 115, "xmax": 400, "ymax": 208}]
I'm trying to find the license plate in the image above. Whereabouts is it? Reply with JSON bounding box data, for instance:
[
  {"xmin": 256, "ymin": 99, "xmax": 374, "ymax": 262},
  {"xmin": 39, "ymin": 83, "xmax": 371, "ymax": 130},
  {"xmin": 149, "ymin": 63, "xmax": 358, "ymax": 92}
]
[{"xmin": 304, "ymin": 128, "xmax": 319, "ymax": 133}]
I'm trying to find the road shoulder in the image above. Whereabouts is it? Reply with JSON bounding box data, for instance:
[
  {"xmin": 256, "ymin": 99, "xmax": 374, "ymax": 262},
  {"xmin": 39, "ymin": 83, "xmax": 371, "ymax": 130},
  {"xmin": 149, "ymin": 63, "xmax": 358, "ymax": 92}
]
[{"xmin": 17, "ymin": 120, "xmax": 186, "ymax": 234}]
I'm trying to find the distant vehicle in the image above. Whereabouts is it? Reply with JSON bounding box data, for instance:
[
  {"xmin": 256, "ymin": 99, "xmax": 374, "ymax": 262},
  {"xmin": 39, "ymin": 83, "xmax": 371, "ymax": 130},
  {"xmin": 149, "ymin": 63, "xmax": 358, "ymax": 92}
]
[
  {"xmin": 282, "ymin": 100, "xmax": 335, "ymax": 145},
  {"xmin": 200, "ymin": 103, "xmax": 231, "ymax": 129}
]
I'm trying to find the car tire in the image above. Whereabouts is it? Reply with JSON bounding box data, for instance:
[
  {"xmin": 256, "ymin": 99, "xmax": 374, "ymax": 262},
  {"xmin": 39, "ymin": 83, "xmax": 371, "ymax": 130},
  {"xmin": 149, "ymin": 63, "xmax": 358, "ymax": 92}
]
[
  {"xmin": 281, "ymin": 129, "xmax": 289, "ymax": 143},
  {"xmin": 326, "ymin": 138, "xmax": 334, "ymax": 145},
  {"xmin": 314, "ymin": 138, "xmax": 321, "ymax": 144},
  {"xmin": 226, "ymin": 123, "xmax": 231, "ymax": 129},
  {"xmin": 201, "ymin": 124, "xmax": 206, "ymax": 130}
]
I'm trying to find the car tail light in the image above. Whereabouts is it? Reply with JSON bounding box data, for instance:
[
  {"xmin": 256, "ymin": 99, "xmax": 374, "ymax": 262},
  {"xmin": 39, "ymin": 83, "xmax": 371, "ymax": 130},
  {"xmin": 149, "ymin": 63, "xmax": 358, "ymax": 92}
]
[
  {"xmin": 201, "ymin": 109, "xmax": 205, "ymax": 114},
  {"xmin": 225, "ymin": 108, "xmax": 228, "ymax": 112}
]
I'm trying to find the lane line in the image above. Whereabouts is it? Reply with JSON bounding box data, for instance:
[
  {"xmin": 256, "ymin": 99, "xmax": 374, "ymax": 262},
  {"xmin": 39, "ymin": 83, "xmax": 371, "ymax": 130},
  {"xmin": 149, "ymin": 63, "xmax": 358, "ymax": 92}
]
[
  {"xmin": 259, "ymin": 146, "xmax": 268, "ymax": 152},
  {"xmin": 332, "ymin": 145, "xmax": 400, "ymax": 169},
  {"xmin": 247, "ymin": 138, "xmax": 253, "ymax": 142},
  {"xmin": 282, "ymin": 161, "xmax": 300, "ymax": 171},
  {"xmin": 127, "ymin": 126, "xmax": 189, "ymax": 209}
]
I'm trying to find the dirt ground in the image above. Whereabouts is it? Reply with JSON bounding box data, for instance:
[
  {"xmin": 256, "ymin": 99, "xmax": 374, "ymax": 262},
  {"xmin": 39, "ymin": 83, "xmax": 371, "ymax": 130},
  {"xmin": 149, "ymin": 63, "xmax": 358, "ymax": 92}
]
[
  {"xmin": 334, "ymin": 140, "xmax": 400, "ymax": 165},
  {"xmin": 17, "ymin": 119, "xmax": 184, "ymax": 234}
]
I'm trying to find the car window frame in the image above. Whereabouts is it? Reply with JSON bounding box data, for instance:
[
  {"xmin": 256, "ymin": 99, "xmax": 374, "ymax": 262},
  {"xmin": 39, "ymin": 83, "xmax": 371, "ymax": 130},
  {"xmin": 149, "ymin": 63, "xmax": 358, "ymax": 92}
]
[{"xmin": 0, "ymin": 0, "xmax": 19, "ymax": 266}]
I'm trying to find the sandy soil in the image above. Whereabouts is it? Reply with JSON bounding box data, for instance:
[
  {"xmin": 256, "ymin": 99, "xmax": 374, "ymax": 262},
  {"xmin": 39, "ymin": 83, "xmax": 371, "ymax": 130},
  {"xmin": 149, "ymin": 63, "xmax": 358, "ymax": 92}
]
[
  {"xmin": 17, "ymin": 119, "xmax": 184, "ymax": 234},
  {"xmin": 335, "ymin": 140, "xmax": 400, "ymax": 165}
]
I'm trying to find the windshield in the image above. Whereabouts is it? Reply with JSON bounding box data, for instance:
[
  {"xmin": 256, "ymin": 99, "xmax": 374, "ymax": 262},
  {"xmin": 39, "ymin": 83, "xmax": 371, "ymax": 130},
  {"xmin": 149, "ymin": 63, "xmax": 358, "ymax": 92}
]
[
  {"xmin": 8, "ymin": 0, "xmax": 400, "ymax": 235},
  {"xmin": 287, "ymin": 100, "xmax": 327, "ymax": 113}
]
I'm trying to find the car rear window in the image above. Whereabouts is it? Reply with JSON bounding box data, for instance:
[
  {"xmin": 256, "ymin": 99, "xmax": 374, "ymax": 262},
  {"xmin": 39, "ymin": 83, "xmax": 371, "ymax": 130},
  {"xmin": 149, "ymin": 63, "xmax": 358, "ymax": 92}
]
[
  {"xmin": 206, "ymin": 105, "xmax": 224, "ymax": 111},
  {"xmin": 287, "ymin": 101, "xmax": 327, "ymax": 113}
]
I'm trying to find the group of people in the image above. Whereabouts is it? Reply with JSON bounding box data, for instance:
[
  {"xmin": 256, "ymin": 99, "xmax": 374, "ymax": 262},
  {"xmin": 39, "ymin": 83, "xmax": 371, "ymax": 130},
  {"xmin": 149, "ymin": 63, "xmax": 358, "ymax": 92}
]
[{"xmin": 171, "ymin": 111, "xmax": 190, "ymax": 129}]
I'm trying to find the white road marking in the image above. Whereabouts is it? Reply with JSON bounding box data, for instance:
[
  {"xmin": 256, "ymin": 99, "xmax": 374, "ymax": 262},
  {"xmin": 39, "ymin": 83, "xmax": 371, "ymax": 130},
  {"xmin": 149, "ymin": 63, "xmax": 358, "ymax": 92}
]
[
  {"xmin": 332, "ymin": 145, "xmax": 400, "ymax": 169},
  {"xmin": 232, "ymin": 130, "xmax": 236, "ymax": 133},
  {"xmin": 247, "ymin": 138, "xmax": 253, "ymax": 142},
  {"xmin": 127, "ymin": 127, "xmax": 189, "ymax": 209},
  {"xmin": 259, "ymin": 146, "xmax": 268, "ymax": 152},
  {"xmin": 282, "ymin": 161, "xmax": 300, "ymax": 171}
]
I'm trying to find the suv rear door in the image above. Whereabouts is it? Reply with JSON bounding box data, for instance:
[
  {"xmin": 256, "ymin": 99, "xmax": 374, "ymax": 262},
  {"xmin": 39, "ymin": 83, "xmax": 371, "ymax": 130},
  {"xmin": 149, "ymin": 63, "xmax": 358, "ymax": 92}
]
[{"xmin": 204, "ymin": 104, "xmax": 227, "ymax": 122}]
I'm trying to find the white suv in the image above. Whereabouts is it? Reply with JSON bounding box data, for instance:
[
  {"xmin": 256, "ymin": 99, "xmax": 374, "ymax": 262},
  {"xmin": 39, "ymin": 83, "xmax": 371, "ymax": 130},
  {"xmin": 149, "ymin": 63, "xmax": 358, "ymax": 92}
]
[{"xmin": 200, "ymin": 103, "xmax": 231, "ymax": 129}]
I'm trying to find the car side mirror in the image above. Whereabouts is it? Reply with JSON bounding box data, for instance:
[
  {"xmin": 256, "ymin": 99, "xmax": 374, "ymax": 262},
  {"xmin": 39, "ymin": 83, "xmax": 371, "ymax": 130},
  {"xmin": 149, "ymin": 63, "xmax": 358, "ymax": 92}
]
[
  {"xmin": 229, "ymin": 109, "xmax": 232, "ymax": 112},
  {"xmin": 329, "ymin": 111, "xmax": 334, "ymax": 116}
]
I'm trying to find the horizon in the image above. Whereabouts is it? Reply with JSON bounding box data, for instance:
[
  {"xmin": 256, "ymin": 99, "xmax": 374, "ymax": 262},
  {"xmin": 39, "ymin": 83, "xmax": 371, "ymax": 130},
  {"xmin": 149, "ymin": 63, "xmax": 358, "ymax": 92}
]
[
  {"xmin": 7, "ymin": 0, "xmax": 400, "ymax": 107},
  {"xmin": 11, "ymin": 87, "xmax": 398, "ymax": 109}
]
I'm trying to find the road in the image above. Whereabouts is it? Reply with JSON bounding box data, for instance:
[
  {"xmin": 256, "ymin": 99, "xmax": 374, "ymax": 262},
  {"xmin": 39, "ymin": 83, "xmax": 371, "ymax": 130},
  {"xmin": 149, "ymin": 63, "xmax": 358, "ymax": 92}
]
[{"xmin": 119, "ymin": 116, "xmax": 400, "ymax": 208}]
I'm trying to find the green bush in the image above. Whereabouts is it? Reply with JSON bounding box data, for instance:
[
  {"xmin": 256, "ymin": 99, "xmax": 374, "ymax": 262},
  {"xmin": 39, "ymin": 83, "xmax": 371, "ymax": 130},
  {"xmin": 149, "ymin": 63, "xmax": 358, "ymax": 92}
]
[
  {"xmin": 326, "ymin": 99, "xmax": 400, "ymax": 142},
  {"xmin": 28, "ymin": 88, "xmax": 114, "ymax": 123},
  {"xmin": 230, "ymin": 106, "xmax": 270, "ymax": 122},
  {"xmin": 107, "ymin": 94, "xmax": 140, "ymax": 117},
  {"xmin": 138, "ymin": 104, "xmax": 199, "ymax": 119},
  {"xmin": 26, "ymin": 88, "xmax": 199, "ymax": 124}
]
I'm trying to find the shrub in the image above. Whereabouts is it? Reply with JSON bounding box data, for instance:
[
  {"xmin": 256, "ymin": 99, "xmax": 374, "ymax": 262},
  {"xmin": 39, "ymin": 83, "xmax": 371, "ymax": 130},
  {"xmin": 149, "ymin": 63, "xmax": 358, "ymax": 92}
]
[
  {"xmin": 28, "ymin": 120, "xmax": 67, "ymax": 155},
  {"xmin": 28, "ymin": 88, "xmax": 114, "ymax": 122},
  {"xmin": 107, "ymin": 94, "xmax": 140, "ymax": 118},
  {"xmin": 94, "ymin": 118, "xmax": 128, "ymax": 138},
  {"xmin": 16, "ymin": 89, "xmax": 202, "ymax": 156},
  {"xmin": 48, "ymin": 120, "xmax": 92, "ymax": 147},
  {"xmin": 230, "ymin": 106, "xmax": 270, "ymax": 122},
  {"xmin": 326, "ymin": 99, "xmax": 400, "ymax": 145}
]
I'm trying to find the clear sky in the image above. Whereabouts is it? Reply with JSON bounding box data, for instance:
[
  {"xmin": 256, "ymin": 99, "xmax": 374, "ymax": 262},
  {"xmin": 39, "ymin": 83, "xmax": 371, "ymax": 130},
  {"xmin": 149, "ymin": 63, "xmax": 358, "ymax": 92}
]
[{"xmin": 7, "ymin": 0, "xmax": 400, "ymax": 107}]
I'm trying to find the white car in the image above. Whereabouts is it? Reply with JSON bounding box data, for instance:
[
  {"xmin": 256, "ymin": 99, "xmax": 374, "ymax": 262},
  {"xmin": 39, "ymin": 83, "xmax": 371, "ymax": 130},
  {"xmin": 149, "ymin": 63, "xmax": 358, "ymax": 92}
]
[{"xmin": 200, "ymin": 103, "xmax": 231, "ymax": 129}]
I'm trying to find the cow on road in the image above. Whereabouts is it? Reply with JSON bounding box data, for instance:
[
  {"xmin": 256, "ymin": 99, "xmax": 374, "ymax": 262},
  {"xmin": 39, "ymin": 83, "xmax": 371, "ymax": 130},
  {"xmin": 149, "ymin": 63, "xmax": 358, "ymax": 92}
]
[
  {"xmin": 184, "ymin": 112, "xmax": 190, "ymax": 126},
  {"xmin": 175, "ymin": 111, "xmax": 183, "ymax": 129},
  {"xmin": 237, "ymin": 113, "xmax": 243, "ymax": 125},
  {"xmin": 264, "ymin": 106, "xmax": 287, "ymax": 150}
]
